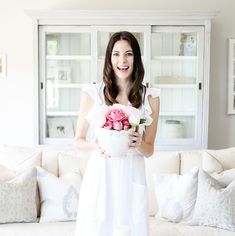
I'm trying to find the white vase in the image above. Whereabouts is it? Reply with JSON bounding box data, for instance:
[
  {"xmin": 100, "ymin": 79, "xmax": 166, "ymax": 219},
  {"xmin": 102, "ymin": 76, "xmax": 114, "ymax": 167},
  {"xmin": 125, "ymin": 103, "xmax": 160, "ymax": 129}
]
[
  {"xmin": 97, "ymin": 128, "xmax": 131, "ymax": 158},
  {"xmin": 113, "ymin": 225, "xmax": 131, "ymax": 236}
]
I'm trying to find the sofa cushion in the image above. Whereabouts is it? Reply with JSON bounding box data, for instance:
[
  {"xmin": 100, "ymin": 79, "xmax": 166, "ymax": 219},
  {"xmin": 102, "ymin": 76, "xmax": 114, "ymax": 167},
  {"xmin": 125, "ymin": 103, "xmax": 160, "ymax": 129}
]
[
  {"xmin": 0, "ymin": 168, "xmax": 37, "ymax": 223},
  {"xmin": 203, "ymin": 148, "xmax": 235, "ymax": 170},
  {"xmin": 180, "ymin": 148, "xmax": 235, "ymax": 174},
  {"xmin": 154, "ymin": 167, "xmax": 198, "ymax": 222},
  {"xmin": 0, "ymin": 221, "xmax": 75, "ymax": 236},
  {"xmin": 191, "ymin": 169, "xmax": 235, "ymax": 232},
  {"xmin": 149, "ymin": 217, "xmax": 235, "ymax": 236},
  {"xmin": 145, "ymin": 151, "xmax": 180, "ymax": 216},
  {"xmin": 202, "ymin": 151, "xmax": 224, "ymax": 174},
  {"xmin": 0, "ymin": 145, "xmax": 41, "ymax": 173},
  {"xmin": 37, "ymin": 167, "xmax": 82, "ymax": 222},
  {"xmin": 212, "ymin": 168, "xmax": 235, "ymax": 185},
  {"xmin": 58, "ymin": 152, "xmax": 89, "ymax": 178},
  {"xmin": 0, "ymin": 165, "xmax": 15, "ymax": 180},
  {"xmin": 0, "ymin": 146, "xmax": 41, "ymax": 217},
  {"xmin": 180, "ymin": 150, "xmax": 203, "ymax": 174}
]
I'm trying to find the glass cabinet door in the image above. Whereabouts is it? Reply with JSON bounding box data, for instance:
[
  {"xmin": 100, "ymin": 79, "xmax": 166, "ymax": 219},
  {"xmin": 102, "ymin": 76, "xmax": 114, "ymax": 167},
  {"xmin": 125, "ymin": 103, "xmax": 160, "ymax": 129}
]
[
  {"xmin": 151, "ymin": 26, "xmax": 204, "ymax": 148},
  {"xmin": 39, "ymin": 26, "xmax": 92, "ymax": 144}
]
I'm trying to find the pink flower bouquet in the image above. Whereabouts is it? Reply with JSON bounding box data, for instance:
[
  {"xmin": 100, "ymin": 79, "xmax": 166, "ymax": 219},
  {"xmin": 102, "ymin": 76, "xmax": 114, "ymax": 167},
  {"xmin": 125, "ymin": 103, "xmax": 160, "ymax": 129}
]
[{"xmin": 97, "ymin": 104, "xmax": 152, "ymax": 158}]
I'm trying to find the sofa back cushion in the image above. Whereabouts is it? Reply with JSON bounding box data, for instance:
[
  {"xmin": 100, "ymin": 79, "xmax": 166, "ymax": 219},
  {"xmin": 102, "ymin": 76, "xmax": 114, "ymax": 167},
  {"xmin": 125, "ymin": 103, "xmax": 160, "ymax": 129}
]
[
  {"xmin": 203, "ymin": 148, "xmax": 235, "ymax": 170},
  {"xmin": 145, "ymin": 151, "xmax": 180, "ymax": 216},
  {"xmin": 41, "ymin": 149, "xmax": 90, "ymax": 177},
  {"xmin": 58, "ymin": 151, "xmax": 90, "ymax": 178},
  {"xmin": 180, "ymin": 150, "xmax": 203, "ymax": 174},
  {"xmin": 180, "ymin": 148, "xmax": 235, "ymax": 175}
]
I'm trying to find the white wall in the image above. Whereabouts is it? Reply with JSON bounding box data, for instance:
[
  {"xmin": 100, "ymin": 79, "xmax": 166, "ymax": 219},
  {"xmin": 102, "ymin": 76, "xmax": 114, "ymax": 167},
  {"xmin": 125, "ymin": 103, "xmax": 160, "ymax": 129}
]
[{"xmin": 0, "ymin": 0, "xmax": 234, "ymax": 148}]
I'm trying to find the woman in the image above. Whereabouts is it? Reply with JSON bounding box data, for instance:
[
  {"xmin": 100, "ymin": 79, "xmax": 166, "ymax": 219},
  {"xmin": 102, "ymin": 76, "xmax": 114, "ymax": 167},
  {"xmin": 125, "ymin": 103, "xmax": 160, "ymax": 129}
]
[{"xmin": 75, "ymin": 31, "xmax": 160, "ymax": 236}]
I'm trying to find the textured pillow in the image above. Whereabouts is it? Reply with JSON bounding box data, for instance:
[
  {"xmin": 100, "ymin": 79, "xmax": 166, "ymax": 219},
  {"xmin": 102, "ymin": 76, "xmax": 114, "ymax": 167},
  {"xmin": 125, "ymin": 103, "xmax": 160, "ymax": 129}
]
[
  {"xmin": 0, "ymin": 168, "xmax": 37, "ymax": 223},
  {"xmin": 191, "ymin": 169, "xmax": 235, "ymax": 231},
  {"xmin": 37, "ymin": 166, "xmax": 82, "ymax": 222},
  {"xmin": 154, "ymin": 167, "xmax": 198, "ymax": 222}
]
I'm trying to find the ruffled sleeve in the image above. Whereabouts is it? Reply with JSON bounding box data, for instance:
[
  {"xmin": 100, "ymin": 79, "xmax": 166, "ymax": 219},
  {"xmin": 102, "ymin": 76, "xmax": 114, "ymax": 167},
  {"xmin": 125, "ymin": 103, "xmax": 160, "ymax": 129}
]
[
  {"xmin": 82, "ymin": 83, "xmax": 103, "ymax": 105},
  {"xmin": 82, "ymin": 83, "xmax": 104, "ymax": 123},
  {"xmin": 143, "ymin": 87, "xmax": 161, "ymax": 116}
]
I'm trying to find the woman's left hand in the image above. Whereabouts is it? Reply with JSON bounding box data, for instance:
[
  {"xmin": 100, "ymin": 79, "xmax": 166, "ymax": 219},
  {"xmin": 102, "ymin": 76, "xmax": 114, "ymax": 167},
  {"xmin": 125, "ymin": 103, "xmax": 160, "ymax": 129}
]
[{"xmin": 128, "ymin": 129, "xmax": 142, "ymax": 148}]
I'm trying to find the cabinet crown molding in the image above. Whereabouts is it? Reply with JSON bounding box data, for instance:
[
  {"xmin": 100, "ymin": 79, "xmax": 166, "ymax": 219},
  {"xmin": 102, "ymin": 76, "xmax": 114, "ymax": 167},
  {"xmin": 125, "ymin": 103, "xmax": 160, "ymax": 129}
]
[{"xmin": 25, "ymin": 10, "xmax": 219, "ymax": 25}]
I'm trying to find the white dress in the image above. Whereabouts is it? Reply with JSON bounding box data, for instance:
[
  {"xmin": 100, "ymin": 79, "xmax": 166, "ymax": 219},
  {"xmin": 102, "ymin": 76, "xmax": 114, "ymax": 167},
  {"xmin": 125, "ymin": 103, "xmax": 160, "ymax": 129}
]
[{"xmin": 75, "ymin": 83, "xmax": 160, "ymax": 236}]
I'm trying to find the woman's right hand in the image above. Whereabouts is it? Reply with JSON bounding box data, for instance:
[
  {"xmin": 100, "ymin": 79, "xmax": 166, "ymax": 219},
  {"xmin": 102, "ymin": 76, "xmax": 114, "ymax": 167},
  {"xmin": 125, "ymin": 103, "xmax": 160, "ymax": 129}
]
[{"xmin": 93, "ymin": 139, "xmax": 111, "ymax": 159}]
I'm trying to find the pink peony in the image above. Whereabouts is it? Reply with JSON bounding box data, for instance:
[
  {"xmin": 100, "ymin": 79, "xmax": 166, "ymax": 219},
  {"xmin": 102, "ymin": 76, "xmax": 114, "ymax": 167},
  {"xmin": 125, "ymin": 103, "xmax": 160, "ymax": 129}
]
[
  {"xmin": 128, "ymin": 110, "xmax": 141, "ymax": 126},
  {"xmin": 103, "ymin": 120, "xmax": 113, "ymax": 129},
  {"xmin": 122, "ymin": 119, "xmax": 131, "ymax": 130},
  {"xmin": 101, "ymin": 104, "xmax": 152, "ymax": 131},
  {"xmin": 106, "ymin": 109, "xmax": 127, "ymax": 122},
  {"xmin": 113, "ymin": 121, "xmax": 123, "ymax": 131}
]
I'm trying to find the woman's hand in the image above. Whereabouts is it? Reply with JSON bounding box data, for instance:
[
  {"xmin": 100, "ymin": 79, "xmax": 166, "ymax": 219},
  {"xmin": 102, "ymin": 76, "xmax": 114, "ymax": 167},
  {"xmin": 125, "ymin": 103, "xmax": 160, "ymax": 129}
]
[
  {"xmin": 128, "ymin": 129, "xmax": 142, "ymax": 148},
  {"xmin": 93, "ymin": 138, "xmax": 111, "ymax": 158}
]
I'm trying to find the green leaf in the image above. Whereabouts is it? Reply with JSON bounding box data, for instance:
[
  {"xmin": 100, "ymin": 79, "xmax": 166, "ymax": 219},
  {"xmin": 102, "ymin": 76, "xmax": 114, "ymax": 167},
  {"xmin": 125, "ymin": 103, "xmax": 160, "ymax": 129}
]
[{"xmin": 139, "ymin": 118, "xmax": 146, "ymax": 124}]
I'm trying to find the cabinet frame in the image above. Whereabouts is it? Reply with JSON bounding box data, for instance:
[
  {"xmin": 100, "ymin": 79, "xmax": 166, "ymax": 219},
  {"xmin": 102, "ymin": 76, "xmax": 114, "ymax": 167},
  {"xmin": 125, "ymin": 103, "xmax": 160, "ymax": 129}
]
[{"xmin": 27, "ymin": 10, "xmax": 217, "ymax": 149}]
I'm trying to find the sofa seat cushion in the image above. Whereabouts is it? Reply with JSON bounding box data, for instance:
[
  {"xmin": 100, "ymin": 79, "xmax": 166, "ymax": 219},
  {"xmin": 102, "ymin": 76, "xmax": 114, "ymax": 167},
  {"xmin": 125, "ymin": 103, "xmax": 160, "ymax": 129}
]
[
  {"xmin": 149, "ymin": 217, "xmax": 235, "ymax": 236},
  {"xmin": 0, "ymin": 221, "xmax": 75, "ymax": 236}
]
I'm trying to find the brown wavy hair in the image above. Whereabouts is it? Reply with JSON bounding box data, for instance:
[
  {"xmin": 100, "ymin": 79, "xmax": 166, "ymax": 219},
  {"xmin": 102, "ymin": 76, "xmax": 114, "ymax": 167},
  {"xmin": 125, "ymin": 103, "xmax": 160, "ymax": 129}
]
[{"xmin": 103, "ymin": 31, "xmax": 146, "ymax": 108}]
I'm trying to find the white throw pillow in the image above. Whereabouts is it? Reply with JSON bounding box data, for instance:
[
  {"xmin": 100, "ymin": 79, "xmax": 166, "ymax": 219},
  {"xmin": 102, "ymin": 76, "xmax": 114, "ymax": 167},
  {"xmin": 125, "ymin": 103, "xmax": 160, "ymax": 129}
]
[
  {"xmin": 37, "ymin": 166, "xmax": 82, "ymax": 222},
  {"xmin": 0, "ymin": 168, "xmax": 37, "ymax": 223},
  {"xmin": 153, "ymin": 167, "xmax": 198, "ymax": 222},
  {"xmin": 190, "ymin": 169, "xmax": 235, "ymax": 231}
]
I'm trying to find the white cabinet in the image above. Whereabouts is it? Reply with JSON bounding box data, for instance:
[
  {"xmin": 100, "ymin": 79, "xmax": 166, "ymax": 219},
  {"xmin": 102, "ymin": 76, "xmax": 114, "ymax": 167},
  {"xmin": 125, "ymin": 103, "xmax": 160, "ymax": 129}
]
[{"xmin": 30, "ymin": 10, "xmax": 216, "ymax": 150}]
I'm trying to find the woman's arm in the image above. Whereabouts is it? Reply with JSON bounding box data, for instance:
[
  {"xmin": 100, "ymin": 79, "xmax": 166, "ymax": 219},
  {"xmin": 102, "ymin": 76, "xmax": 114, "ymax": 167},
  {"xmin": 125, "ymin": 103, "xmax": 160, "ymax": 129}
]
[
  {"xmin": 74, "ymin": 91, "xmax": 96, "ymax": 150},
  {"xmin": 129, "ymin": 95, "xmax": 160, "ymax": 157},
  {"xmin": 74, "ymin": 91, "xmax": 108, "ymax": 155}
]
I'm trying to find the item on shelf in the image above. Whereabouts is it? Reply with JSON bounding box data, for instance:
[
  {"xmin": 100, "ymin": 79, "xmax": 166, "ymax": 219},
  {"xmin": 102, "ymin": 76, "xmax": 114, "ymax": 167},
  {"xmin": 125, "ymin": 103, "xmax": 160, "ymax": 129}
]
[
  {"xmin": 179, "ymin": 33, "xmax": 197, "ymax": 56},
  {"xmin": 162, "ymin": 119, "xmax": 184, "ymax": 139},
  {"xmin": 47, "ymin": 39, "xmax": 58, "ymax": 55},
  {"xmin": 113, "ymin": 225, "xmax": 130, "ymax": 236}
]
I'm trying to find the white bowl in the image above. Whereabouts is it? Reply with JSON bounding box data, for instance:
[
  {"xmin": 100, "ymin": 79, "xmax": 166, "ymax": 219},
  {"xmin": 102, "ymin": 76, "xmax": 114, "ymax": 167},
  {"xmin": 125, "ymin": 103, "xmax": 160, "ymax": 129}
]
[{"xmin": 97, "ymin": 128, "xmax": 131, "ymax": 158}]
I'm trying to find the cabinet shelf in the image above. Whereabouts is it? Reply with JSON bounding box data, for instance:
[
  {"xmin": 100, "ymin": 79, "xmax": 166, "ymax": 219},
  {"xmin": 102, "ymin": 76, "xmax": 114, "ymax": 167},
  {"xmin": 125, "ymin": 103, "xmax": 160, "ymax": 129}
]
[
  {"xmin": 47, "ymin": 112, "xmax": 78, "ymax": 116},
  {"xmin": 47, "ymin": 83, "xmax": 84, "ymax": 88},
  {"xmin": 160, "ymin": 112, "xmax": 196, "ymax": 116},
  {"xmin": 46, "ymin": 55, "xmax": 91, "ymax": 60},
  {"xmin": 156, "ymin": 84, "xmax": 197, "ymax": 88},
  {"xmin": 152, "ymin": 56, "xmax": 197, "ymax": 61}
]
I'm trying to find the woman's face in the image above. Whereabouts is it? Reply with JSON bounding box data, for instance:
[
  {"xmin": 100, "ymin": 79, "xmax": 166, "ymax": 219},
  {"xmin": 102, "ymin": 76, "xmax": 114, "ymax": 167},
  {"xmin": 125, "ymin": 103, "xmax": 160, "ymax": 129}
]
[{"xmin": 111, "ymin": 40, "xmax": 134, "ymax": 83}]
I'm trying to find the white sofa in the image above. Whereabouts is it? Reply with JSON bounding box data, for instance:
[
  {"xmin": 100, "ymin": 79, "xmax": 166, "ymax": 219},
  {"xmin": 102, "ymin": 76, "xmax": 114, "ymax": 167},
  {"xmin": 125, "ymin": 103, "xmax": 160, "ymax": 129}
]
[{"xmin": 0, "ymin": 145, "xmax": 235, "ymax": 236}]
